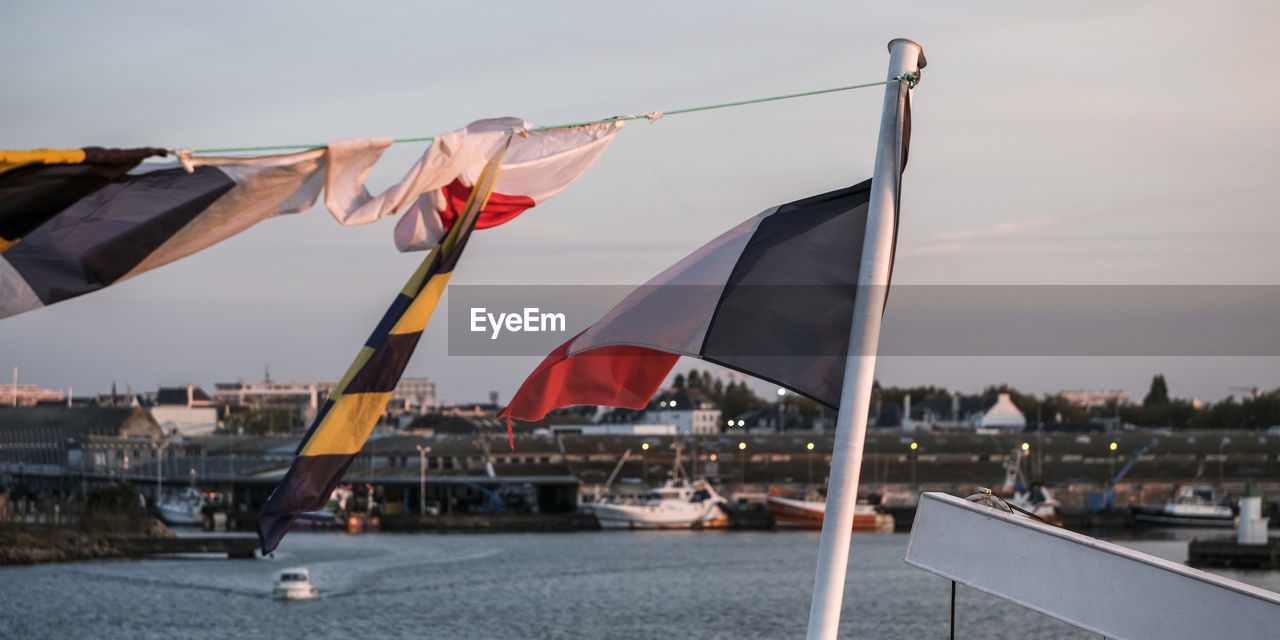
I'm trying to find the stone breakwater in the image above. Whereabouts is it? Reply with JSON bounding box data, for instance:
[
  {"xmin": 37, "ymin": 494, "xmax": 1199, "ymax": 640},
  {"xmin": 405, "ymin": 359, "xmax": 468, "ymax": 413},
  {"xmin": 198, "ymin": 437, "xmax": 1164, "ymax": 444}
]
[{"xmin": 0, "ymin": 518, "xmax": 174, "ymax": 565}]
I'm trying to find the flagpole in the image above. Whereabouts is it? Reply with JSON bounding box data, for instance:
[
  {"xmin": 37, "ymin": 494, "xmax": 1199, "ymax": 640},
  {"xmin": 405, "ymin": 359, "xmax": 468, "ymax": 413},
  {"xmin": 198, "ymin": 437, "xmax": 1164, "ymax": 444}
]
[{"xmin": 805, "ymin": 38, "xmax": 925, "ymax": 640}]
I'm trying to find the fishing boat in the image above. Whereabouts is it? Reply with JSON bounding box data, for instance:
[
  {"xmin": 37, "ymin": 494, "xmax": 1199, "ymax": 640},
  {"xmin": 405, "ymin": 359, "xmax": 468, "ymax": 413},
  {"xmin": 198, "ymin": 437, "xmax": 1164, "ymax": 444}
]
[
  {"xmin": 1132, "ymin": 485, "xmax": 1235, "ymax": 527},
  {"xmin": 1005, "ymin": 482, "xmax": 1063, "ymax": 527},
  {"xmin": 766, "ymin": 487, "xmax": 894, "ymax": 533},
  {"xmin": 589, "ymin": 442, "xmax": 729, "ymax": 529},
  {"xmin": 991, "ymin": 447, "xmax": 1063, "ymax": 526},
  {"xmin": 591, "ymin": 478, "xmax": 729, "ymax": 529},
  {"xmin": 272, "ymin": 567, "xmax": 319, "ymax": 600}
]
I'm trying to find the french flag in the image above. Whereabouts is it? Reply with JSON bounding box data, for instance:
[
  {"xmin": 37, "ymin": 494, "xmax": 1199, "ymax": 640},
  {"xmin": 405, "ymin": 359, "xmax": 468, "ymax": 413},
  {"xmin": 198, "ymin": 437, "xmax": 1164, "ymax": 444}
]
[{"xmin": 499, "ymin": 179, "xmax": 896, "ymax": 427}]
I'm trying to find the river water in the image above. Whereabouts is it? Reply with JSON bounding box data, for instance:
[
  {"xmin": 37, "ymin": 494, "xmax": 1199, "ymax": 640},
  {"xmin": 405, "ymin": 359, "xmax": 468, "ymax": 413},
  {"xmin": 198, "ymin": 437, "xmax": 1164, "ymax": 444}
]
[{"xmin": 1, "ymin": 529, "xmax": 1277, "ymax": 639}]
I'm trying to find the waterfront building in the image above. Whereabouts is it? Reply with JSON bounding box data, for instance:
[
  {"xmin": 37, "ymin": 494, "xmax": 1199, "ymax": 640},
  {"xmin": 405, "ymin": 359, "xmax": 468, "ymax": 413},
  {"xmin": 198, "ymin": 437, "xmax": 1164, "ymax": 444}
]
[
  {"xmin": 548, "ymin": 424, "xmax": 677, "ymax": 436},
  {"xmin": 437, "ymin": 402, "xmax": 499, "ymax": 419},
  {"xmin": 0, "ymin": 406, "xmax": 164, "ymax": 489},
  {"xmin": 214, "ymin": 376, "xmax": 436, "ymax": 416},
  {"xmin": 901, "ymin": 392, "xmax": 1027, "ymax": 431},
  {"xmin": 1060, "ymin": 389, "xmax": 1131, "ymax": 409},
  {"xmin": 970, "ymin": 393, "xmax": 1027, "ymax": 429},
  {"xmin": 149, "ymin": 385, "xmax": 218, "ymax": 436},
  {"xmin": 643, "ymin": 389, "xmax": 721, "ymax": 436},
  {"xmin": 0, "ymin": 383, "xmax": 63, "ymax": 407}
]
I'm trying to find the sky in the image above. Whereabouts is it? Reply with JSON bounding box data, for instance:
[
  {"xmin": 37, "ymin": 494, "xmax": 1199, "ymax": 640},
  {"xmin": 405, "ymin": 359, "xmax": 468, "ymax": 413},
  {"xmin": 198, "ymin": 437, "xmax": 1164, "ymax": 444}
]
[{"xmin": 2, "ymin": 1, "xmax": 1278, "ymax": 406}]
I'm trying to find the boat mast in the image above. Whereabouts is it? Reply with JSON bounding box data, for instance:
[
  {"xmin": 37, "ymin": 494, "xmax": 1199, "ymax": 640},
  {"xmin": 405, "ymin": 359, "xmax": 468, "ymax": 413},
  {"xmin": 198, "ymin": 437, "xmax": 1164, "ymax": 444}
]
[{"xmin": 805, "ymin": 38, "xmax": 925, "ymax": 640}]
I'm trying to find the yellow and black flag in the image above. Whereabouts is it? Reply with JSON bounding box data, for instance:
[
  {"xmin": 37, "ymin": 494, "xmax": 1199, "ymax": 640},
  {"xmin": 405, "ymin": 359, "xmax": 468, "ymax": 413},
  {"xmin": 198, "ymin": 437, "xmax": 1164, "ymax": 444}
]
[
  {"xmin": 257, "ymin": 142, "xmax": 510, "ymax": 554},
  {"xmin": 0, "ymin": 147, "xmax": 167, "ymax": 253},
  {"xmin": 0, "ymin": 145, "xmax": 327, "ymax": 318}
]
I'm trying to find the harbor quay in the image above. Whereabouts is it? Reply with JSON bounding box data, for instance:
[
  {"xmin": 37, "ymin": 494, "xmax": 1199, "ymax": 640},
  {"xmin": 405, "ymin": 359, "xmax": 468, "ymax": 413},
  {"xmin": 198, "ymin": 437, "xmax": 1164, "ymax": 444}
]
[{"xmin": 2, "ymin": 408, "xmax": 1278, "ymax": 538}]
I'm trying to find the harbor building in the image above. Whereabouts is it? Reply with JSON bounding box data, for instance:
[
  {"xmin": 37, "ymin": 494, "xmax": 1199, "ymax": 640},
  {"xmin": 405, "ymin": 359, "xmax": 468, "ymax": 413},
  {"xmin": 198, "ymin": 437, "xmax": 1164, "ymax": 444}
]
[
  {"xmin": 901, "ymin": 392, "xmax": 1028, "ymax": 431},
  {"xmin": 1060, "ymin": 390, "xmax": 1131, "ymax": 409},
  {"xmin": 643, "ymin": 389, "xmax": 722, "ymax": 436},
  {"xmin": 214, "ymin": 376, "xmax": 436, "ymax": 416},
  {"xmin": 0, "ymin": 406, "xmax": 165, "ymax": 494},
  {"xmin": 0, "ymin": 383, "xmax": 64, "ymax": 407},
  {"xmin": 149, "ymin": 385, "xmax": 218, "ymax": 436}
]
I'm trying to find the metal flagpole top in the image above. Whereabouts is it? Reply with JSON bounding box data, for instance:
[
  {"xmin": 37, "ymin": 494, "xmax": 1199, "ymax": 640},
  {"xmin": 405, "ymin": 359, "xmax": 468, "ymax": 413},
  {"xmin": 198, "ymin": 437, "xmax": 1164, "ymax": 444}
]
[{"xmin": 888, "ymin": 38, "xmax": 928, "ymax": 72}]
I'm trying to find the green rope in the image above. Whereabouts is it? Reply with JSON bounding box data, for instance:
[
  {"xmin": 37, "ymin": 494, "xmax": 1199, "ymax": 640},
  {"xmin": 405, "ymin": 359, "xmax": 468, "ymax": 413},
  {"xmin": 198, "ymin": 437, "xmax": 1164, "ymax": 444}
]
[{"xmin": 191, "ymin": 77, "xmax": 906, "ymax": 155}]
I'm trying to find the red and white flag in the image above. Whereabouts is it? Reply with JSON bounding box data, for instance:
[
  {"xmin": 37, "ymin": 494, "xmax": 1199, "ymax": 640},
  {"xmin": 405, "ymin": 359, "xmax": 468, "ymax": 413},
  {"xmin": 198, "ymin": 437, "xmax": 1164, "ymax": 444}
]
[{"xmin": 325, "ymin": 118, "xmax": 623, "ymax": 251}]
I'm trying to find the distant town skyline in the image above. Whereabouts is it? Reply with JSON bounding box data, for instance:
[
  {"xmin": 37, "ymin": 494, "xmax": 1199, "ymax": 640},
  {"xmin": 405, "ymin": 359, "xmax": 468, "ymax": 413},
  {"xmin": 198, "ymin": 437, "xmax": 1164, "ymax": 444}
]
[
  {"xmin": 3, "ymin": 2, "xmax": 1278, "ymax": 408},
  {"xmin": 5, "ymin": 357, "xmax": 1276, "ymax": 409}
]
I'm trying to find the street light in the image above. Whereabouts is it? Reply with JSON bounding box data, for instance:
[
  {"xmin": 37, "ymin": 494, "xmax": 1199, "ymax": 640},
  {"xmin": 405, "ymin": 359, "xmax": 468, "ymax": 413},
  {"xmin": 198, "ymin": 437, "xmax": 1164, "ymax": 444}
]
[
  {"xmin": 641, "ymin": 442, "xmax": 650, "ymax": 484},
  {"xmin": 1109, "ymin": 442, "xmax": 1118, "ymax": 482},
  {"xmin": 777, "ymin": 388, "xmax": 786, "ymax": 431},
  {"xmin": 738, "ymin": 441, "xmax": 747, "ymax": 485},
  {"xmin": 806, "ymin": 442, "xmax": 815, "ymax": 485},
  {"xmin": 909, "ymin": 442, "xmax": 918, "ymax": 487},
  {"xmin": 1219, "ymin": 437, "xmax": 1231, "ymax": 488},
  {"xmin": 151, "ymin": 439, "xmax": 172, "ymax": 505},
  {"xmin": 416, "ymin": 444, "xmax": 431, "ymax": 515}
]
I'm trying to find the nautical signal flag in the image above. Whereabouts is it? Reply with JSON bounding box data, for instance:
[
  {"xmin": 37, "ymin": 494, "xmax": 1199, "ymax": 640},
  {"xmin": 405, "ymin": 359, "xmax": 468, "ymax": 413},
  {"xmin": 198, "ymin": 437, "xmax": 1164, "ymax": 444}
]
[
  {"xmin": 256, "ymin": 144, "xmax": 509, "ymax": 554},
  {"xmin": 498, "ymin": 79, "xmax": 912, "ymax": 421},
  {"xmin": 0, "ymin": 146, "xmax": 329, "ymax": 319},
  {"xmin": 0, "ymin": 147, "xmax": 167, "ymax": 253},
  {"xmin": 326, "ymin": 117, "xmax": 624, "ymax": 251},
  {"xmin": 0, "ymin": 118, "xmax": 622, "ymax": 320}
]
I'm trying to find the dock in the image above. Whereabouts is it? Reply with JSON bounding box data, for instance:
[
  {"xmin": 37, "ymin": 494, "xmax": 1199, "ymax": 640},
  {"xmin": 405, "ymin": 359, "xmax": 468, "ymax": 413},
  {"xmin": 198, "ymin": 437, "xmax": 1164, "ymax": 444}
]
[
  {"xmin": 1188, "ymin": 537, "xmax": 1280, "ymax": 570},
  {"xmin": 109, "ymin": 535, "xmax": 259, "ymax": 559},
  {"xmin": 379, "ymin": 512, "xmax": 599, "ymax": 533}
]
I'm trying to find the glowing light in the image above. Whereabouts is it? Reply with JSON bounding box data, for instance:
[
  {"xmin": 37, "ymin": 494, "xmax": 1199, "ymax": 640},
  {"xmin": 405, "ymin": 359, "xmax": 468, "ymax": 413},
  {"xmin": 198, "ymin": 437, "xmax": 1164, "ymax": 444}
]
[
  {"xmin": 807, "ymin": 442, "xmax": 815, "ymax": 451},
  {"xmin": 709, "ymin": 454, "xmax": 717, "ymax": 462},
  {"xmin": 726, "ymin": 419, "xmax": 734, "ymax": 426},
  {"xmin": 641, "ymin": 443, "xmax": 649, "ymax": 451},
  {"xmin": 736, "ymin": 420, "xmax": 745, "ymax": 427},
  {"xmin": 669, "ymin": 400, "xmax": 677, "ymax": 408},
  {"xmin": 777, "ymin": 388, "xmax": 786, "ymax": 396},
  {"xmin": 1109, "ymin": 442, "xmax": 1118, "ymax": 451},
  {"xmin": 1021, "ymin": 442, "xmax": 1030, "ymax": 451},
  {"xmin": 738, "ymin": 442, "xmax": 747, "ymax": 451},
  {"xmin": 909, "ymin": 442, "xmax": 918, "ymax": 451}
]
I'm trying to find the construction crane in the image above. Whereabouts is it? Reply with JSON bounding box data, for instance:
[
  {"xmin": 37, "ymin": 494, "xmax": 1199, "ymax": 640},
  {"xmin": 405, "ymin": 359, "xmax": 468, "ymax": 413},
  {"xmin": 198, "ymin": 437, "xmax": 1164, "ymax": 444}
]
[{"xmin": 1087, "ymin": 440, "xmax": 1157, "ymax": 513}]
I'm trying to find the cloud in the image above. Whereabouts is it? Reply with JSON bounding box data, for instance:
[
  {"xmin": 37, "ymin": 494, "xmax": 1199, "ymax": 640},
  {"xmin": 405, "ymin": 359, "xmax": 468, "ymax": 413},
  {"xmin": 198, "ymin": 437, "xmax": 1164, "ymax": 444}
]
[{"xmin": 905, "ymin": 215, "xmax": 1063, "ymax": 256}]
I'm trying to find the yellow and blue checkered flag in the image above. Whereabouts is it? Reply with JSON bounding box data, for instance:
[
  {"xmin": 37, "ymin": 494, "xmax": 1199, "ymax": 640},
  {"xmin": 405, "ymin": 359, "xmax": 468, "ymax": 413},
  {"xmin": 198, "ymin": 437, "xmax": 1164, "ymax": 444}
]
[{"xmin": 257, "ymin": 141, "xmax": 509, "ymax": 553}]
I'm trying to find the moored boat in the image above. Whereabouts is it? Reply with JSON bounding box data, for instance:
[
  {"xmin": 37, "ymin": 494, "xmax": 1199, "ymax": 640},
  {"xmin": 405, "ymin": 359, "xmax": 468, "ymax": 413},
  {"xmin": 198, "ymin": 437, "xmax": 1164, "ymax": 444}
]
[
  {"xmin": 1005, "ymin": 482, "xmax": 1063, "ymax": 527},
  {"xmin": 591, "ymin": 478, "xmax": 729, "ymax": 529},
  {"xmin": 156, "ymin": 487, "xmax": 204, "ymax": 526},
  {"xmin": 589, "ymin": 441, "xmax": 729, "ymax": 530},
  {"xmin": 766, "ymin": 487, "xmax": 894, "ymax": 533},
  {"xmin": 1132, "ymin": 485, "xmax": 1235, "ymax": 527}
]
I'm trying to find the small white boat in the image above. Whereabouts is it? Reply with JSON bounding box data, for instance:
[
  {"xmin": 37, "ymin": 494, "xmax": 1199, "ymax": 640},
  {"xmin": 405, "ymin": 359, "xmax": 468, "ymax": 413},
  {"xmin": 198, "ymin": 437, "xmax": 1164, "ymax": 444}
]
[
  {"xmin": 272, "ymin": 568, "xmax": 319, "ymax": 600},
  {"xmin": 156, "ymin": 487, "xmax": 204, "ymax": 526},
  {"xmin": 1132, "ymin": 485, "xmax": 1235, "ymax": 527}
]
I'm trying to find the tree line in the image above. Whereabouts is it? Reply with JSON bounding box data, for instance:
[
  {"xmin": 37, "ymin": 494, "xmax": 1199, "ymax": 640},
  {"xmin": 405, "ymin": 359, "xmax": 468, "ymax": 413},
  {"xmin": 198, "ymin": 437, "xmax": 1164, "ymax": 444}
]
[{"xmin": 875, "ymin": 374, "xmax": 1279, "ymax": 431}]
